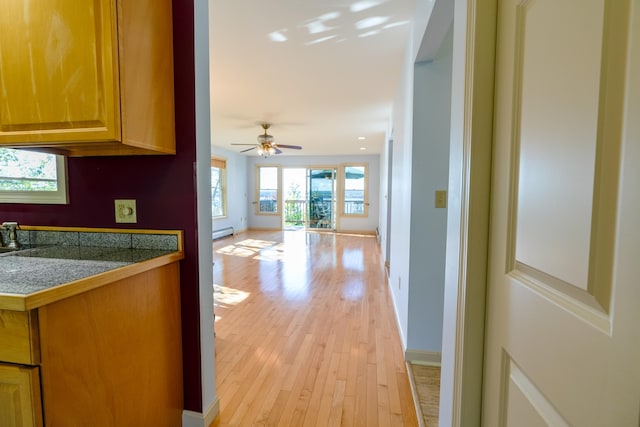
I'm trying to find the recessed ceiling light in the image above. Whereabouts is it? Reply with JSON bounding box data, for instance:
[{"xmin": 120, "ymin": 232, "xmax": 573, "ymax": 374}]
[
  {"xmin": 358, "ymin": 136, "xmax": 365, "ymax": 140},
  {"xmin": 360, "ymin": 147, "xmax": 367, "ymax": 150}
]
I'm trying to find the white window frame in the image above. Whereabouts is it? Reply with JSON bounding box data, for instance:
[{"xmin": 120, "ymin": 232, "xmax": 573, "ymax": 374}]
[
  {"xmin": 341, "ymin": 163, "xmax": 368, "ymax": 217},
  {"xmin": 211, "ymin": 157, "xmax": 227, "ymax": 218},
  {"xmin": 255, "ymin": 165, "xmax": 280, "ymax": 215},
  {"xmin": 0, "ymin": 151, "xmax": 68, "ymax": 204}
]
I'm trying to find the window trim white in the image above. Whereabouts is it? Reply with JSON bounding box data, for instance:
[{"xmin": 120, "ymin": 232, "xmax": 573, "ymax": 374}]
[
  {"xmin": 341, "ymin": 163, "xmax": 368, "ymax": 217},
  {"xmin": 211, "ymin": 157, "xmax": 227, "ymax": 219},
  {"xmin": 0, "ymin": 155, "xmax": 68, "ymax": 204},
  {"xmin": 255, "ymin": 165, "xmax": 280, "ymax": 215}
]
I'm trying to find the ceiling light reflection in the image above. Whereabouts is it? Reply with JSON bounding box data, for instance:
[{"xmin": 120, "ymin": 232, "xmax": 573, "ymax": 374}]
[
  {"xmin": 306, "ymin": 35, "xmax": 337, "ymax": 45},
  {"xmin": 317, "ymin": 11, "xmax": 341, "ymax": 21},
  {"xmin": 383, "ymin": 20, "xmax": 411, "ymax": 29},
  {"xmin": 269, "ymin": 31, "xmax": 288, "ymax": 42},
  {"xmin": 355, "ymin": 16, "xmax": 389, "ymax": 30},
  {"xmin": 350, "ymin": 0, "xmax": 383, "ymax": 13},
  {"xmin": 306, "ymin": 21, "xmax": 332, "ymax": 34},
  {"xmin": 342, "ymin": 280, "xmax": 364, "ymax": 300},
  {"xmin": 358, "ymin": 30, "xmax": 380, "ymax": 38}
]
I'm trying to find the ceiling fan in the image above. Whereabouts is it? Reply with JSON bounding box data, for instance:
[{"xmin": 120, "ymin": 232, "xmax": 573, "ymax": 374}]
[{"xmin": 232, "ymin": 123, "xmax": 302, "ymax": 157}]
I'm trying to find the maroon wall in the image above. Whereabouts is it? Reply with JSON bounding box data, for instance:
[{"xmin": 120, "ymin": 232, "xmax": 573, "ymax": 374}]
[{"xmin": 0, "ymin": 0, "xmax": 203, "ymax": 413}]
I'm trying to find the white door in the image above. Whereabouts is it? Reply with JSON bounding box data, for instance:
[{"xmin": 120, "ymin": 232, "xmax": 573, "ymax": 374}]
[{"xmin": 483, "ymin": 0, "xmax": 640, "ymax": 425}]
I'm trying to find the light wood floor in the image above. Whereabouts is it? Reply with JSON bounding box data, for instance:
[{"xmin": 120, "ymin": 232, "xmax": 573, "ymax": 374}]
[{"xmin": 211, "ymin": 230, "xmax": 419, "ymax": 426}]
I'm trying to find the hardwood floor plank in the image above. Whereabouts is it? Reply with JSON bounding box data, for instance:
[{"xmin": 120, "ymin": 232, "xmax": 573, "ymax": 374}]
[
  {"xmin": 212, "ymin": 230, "xmax": 419, "ymax": 426},
  {"xmin": 366, "ymin": 363, "xmax": 379, "ymax": 426}
]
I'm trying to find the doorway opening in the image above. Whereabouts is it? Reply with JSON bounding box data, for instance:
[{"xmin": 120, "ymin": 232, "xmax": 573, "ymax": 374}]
[
  {"xmin": 282, "ymin": 167, "xmax": 337, "ymax": 230},
  {"xmin": 282, "ymin": 168, "xmax": 307, "ymax": 230},
  {"xmin": 308, "ymin": 168, "xmax": 336, "ymax": 230}
]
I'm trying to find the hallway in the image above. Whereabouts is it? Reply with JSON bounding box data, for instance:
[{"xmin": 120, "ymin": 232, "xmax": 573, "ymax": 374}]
[{"xmin": 212, "ymin": 230, "xmax": 418, "ymax": 426}]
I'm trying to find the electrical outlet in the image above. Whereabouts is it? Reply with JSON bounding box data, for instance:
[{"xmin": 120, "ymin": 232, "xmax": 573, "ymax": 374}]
[
  {"xmin": 398, "ymin": 276, "xmax": 401, "ymax": 290},
  {"xmin": 115, "ymin": 199, "xmax": 137, "ymax": 223}
]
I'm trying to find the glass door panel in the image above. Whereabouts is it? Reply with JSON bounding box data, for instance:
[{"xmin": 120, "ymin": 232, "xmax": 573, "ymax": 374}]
[
  {"xmin": 282, "ymin": 168, "xmax": 308, "ymax": 230},
  {"xmin": 308, "ymin": 168, "xmax": 336, "ymax": 230}
]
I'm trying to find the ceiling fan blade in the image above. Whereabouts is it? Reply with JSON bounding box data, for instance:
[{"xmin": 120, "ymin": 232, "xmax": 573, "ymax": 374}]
[
  {"xmin": 276, "ymin": 144, "xmax": 302, "ymax": 150},
  {"xmin": 275, "ymin": 148, "xmax": 283, "ymax": 154},
  {"xmin": 231, "ymin": 143, "xmax": 256, "ymax": 146},
  {"xmin": 240, "ymin": 147, "xmax": 257, "ymax": 153}
]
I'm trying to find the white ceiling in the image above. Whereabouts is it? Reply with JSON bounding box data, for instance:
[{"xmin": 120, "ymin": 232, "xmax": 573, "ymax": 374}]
[{"xmin": 210, "ymin": 0, "xmax": 416, "ymax": 156}]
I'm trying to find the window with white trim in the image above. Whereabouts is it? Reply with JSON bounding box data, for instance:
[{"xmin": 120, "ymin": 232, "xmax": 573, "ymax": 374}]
[
  {"xmin": 211, "ymin": 157, "xmax": 227, "ymax": 218},
  {"xmin": 0, "ymin": 148, "xmax": 68, "ymax": 204},
  {"xmin": 342, "ymin": 164, "xmax": 368, "ymax": 216},
  {"xmin": 257, "ymin": 166, "xmax": 279, "ymax": 214}
]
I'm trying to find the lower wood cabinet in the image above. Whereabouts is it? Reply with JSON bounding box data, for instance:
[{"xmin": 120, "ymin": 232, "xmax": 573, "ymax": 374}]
[
  {"xmin": 0, "ymin": 262, "xmax": 182, "ymax": 426},
  {"xmin": 0, "ymin": 364, "xmax": 43, "ymax": 427}
]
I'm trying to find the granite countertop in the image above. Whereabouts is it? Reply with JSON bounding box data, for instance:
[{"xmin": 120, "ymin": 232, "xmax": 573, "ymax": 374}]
[
  {"xmin": 0, "ymin": 228, "xmax": 183, "ymax": 310},
  {"xmin": 0, "ymin": 246, "xmax": 175, "ymax": 295}
]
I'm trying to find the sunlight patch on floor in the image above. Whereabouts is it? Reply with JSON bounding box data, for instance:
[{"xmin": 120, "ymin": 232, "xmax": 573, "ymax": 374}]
[
  {"xmin": 216, "ymin": 245, "xmax": 257, "ymax": 257},
  {"xmin": 214, "ymin": 284, "xmax": 250, "ymax": 306},
  {"xmin": 237, "ymin": 239, "xmax": 277, "ymax": 249},
  {"xmin": 216, "ymin": 239, "xmax": 280, "ymax": 259}
]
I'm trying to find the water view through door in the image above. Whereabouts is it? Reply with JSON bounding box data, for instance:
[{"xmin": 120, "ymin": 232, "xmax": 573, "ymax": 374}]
[{"xmin": 282, "ymin": 168, "xmax": 336, "ymax": 230}]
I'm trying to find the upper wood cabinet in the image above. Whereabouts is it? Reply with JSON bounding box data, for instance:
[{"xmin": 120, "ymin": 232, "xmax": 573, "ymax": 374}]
[{"xmin": 0, "ymin": 0, "xmax": 175, "ymax": 156}]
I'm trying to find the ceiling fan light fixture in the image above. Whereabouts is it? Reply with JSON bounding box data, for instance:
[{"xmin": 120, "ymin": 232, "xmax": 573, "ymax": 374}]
[
  {"xmin": 256, "ymin": 142, "xmax": 276, "ymax": 158},
  {"xmin": 257, "ymin": 133, "xmax": 274, "ymax": 144},
  {"xmin": 231, "ymin": 123, "xmax": 302, "ymax": 156}
]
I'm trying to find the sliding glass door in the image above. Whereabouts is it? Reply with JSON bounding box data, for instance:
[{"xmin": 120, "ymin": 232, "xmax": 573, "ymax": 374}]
[
  {"xmin": 282, "ymin": 168, "xmax": 307, "ymax": 229},
  {"xmin": 308, "ymin": 168, "xmax": 336, "ymax": 230}
]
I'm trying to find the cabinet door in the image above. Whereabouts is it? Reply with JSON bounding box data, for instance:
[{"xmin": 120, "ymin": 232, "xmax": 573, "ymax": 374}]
[
  {"xmin": 0, "ymin": 364, "xmax": 43, "ymax": 427},
  {"xmin": 0, "ymin": 0, "xmax": 119, "ymax": 144}
]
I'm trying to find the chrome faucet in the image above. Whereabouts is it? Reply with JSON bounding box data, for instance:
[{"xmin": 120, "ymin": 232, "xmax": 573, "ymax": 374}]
[{"xmin": 1, "ymin": 222, "xmax": 20, "ymax": 249}]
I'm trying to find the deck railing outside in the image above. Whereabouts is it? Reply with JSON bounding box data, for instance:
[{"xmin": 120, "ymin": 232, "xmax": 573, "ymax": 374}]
[
  {"xmin": 284, "ymin": 199, "xmax": 334, "ymax": 228},
  {"xmin": 344, "ymin": 200, "xmax": 364, "ymax": 215},
  {"xmin": 284, "ymin": 199, "xmax": 307, "ymax": 226}
]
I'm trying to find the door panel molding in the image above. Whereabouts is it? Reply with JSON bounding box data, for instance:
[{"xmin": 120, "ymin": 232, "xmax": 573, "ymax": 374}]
[
  {"xmin": 504, "ymin": 0, "xmax": 630, "ymax": 324},
  {"xmin": 500, "ymin": 352, "xmax": 571, "ymax": 427},
  {"xmin": 510, "ymin": 263, "xmax": 610, "ymax": 333},
  {"xmin": 484, "ymin": 0, "xmax": 639, "ymax": 424}
]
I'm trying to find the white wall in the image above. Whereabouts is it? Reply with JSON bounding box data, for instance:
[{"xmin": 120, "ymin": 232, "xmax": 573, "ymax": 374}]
[
  {"xmin": 383, "ymin": 0, "xmax": 453, "ymax": 358},
  {"xmin": 387, "ymin": 40, "xmax": 415, "ymax": 350},
  {"xmin": 244, "ymin": 154, "xmax": 380, "ymax": 232},
  {"xmin": 407, "ymin": 27, "xmax": 453, "ymax": 355},
  {"xmin": 385, "ymin": 0, "xmax": 438, "ymax": 352},
  {"xmin": 211, "ymin": 146, "xmax": 248, "ymax": 234}
]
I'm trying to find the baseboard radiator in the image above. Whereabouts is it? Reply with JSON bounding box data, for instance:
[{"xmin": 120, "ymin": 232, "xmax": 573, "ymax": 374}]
[{"xmin": 212, "ymin": 226, "xmax": 234, "ymax": 240}]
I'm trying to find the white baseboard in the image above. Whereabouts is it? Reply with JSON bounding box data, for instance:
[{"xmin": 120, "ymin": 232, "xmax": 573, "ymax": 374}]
[
  {"xmin": 182, "ymin": 399, "xmax": 219, "ymax": 427},
  {"xmin": 405, "ymin": 349, "xmax": 442, "ymax": 366}
]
